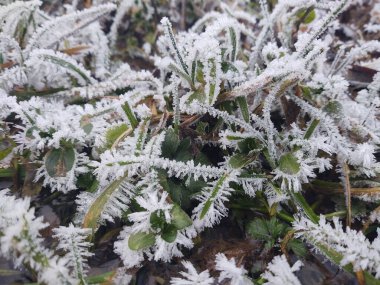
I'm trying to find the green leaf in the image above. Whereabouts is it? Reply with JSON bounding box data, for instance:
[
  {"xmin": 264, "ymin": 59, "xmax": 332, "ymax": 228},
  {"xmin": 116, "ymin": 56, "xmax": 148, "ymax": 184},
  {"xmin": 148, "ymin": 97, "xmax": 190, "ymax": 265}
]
[
  {"xmin": 188, "ymin": 177, "xmax": 208, "ymax": 194},
  {"xmin": 221, "ymin": 61, "xmax": 239, "ymax": 73},
  {"xmin": 161, "ymin": 128, "xmax": 180, "ymax": 158},
  {"xmin": 0, "ymin": 268, "xmax": 20, "ymax": 276},
  {"xmin": 82, "ymin": 122, "xmax": 93, "ymax": 135},
  {"xmin": 200, "ymin": 174, "xmax": 228, "ymax": 219},
  {"xmin": 278, "ymin": 153, "xmax": 300, "ymax": 175},
  {"xmin": 194, "ymin": 152, "xmax": 212, "ymax": 166},
  {"xmin": 150, "ymin": 210, "xmax": 166, "ymax": 229},
  {"xmin": 303, "ymin": 119, "xmax": 320, "ymax": 140},
  {"xmin": 228, "ymin": 27, "xmax": 237, "ymax": 62},
  {"xmin": 171, "ymin": 204, "xmax": 192, "ymax": 230},
  {"xmin": 25, "ymin": 126, "xmax": 38, "ymax": 139},
  {"xmin": 134, "ymin": 119, "xmax": 150, "ymax": 155},
  {"xmin": 82, "ymin": 178, "xmax": 123, "ymax": 230},
  {"xmin": 236, "ymin": 96, "xmax": 250, "ymax": 123},
  {"xmin": 122, "ymin": 102, "xmax": 138, "ymax": 129},
  {"xmin": 206, "ymin": 58, "xmax": 220, "ymax": 105},
  {"xmin": 45, "ymin": 147, "xmax": 75, "ymax": 177},
  {"xmin": 315, "ymin": 243, "xmax": 380, "ymax": 285},
  {"xmin": 191, "ymin": 59, "xmax": 197, "ymax": 84},
  {"xmin": 76, "ymin": 173, "xmax": 96, "ymax": 189},
  {"xmin": 246, "ymin": 218, "xmax": 271, "ymax": 240},
  {"xmin": 304, "ymin": 9, "xmax": 316, "ymax": 24},
  {"xmin": 80, "ymin": 116, "xmax": 93, "ymax": 135},
  {"xmin": 246, "ymin": 218, "xmax": 288, "ymax": 249},
  {"xmin": 200, "ymin": 199, "xmax": 213, "ymax": 220},
  {"xmin": 237, "ymin": 138, "xmax": 262, "ymax": 154},
  {"xmin": 161, "ymin": 224, "xmax": 177, "ymax": 243},
  {"xmin": 0, "ymin": 137, "xmax": 15, "ymax": 161},
  {"xmin": 167, "ymin": 179, "xmax": 186, "ymax": 205},
  {"xmin": 163, "ymin": 19, "xmax": 189, "ymax": 75},
  {"xmin": 229, "ymin": 153, "xmax": 252, "ymax": 169},
  {"xmin": 187, "ymin": 89, "xmax": 205, "ymax": 104},
  {"xmin": 300, "ymin": 85, "xmax": 312, "ymax": 101},
  {"xmin": 104, "ymin": 123, "xmax": 129, "ymax": 149},
  {"xmin": 128, "ymin": 231, "xmax": 156, "ymax": 250},
  {"xmin": 174, "ymin": 137, "xmax": 192, "ymax": 162},
  {"xmin": 168, "ymin": 63, "xmax": 193, "ymax": 88},
  {"xmin": 292, "ymin": 192, "xmax": 319, "ymax": 223},
  {"xmin": 297, "ymin": 8, "xmax": 316, "ymax": 24},
  {"xmin": 0, "ymin": 168, "xmax": 14, "ymax": 178},
  {"xmin": 323, "ymin": 100, "xmax": 343, "ymax": 119},
  {"xmin": 38, "ymin": 53, "xmax": 93, "ymax": 84},
  {"xmin": 288, "ymin": 239, "xmax": 307, "ymax": 257}
]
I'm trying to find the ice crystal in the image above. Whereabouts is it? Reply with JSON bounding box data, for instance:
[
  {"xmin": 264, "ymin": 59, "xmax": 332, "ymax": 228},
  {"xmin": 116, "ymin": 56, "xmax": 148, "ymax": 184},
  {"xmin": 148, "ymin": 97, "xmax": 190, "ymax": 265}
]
[
  {"xmin": 1, "ymin": 0, "xmax": 380, "ymax": 282},
  {"xmin": 0, "ymin": 190, "xmax": 74, "ymax": 285},
  {"xmin": 294, "ymin": 215, "xmax": 380, "ymax": 278},
  {"xmin": 262, "ymin": 255, "xmax": 302, "ymax": 285},
  {"xmin": 170, "ymin": 261, "xmax": 214, "ymax": 285},
  {"xmin": 215, "ymin": 253, "xmax": 252, "ymax": 285}
]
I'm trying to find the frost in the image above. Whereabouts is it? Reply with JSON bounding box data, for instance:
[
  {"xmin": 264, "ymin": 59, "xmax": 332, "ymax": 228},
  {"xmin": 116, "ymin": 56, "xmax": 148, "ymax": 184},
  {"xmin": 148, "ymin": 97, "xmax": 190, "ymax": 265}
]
[
  {"xmin": 215, "ymin": 253, "xmax": 252, "ymax": 285},
  {"xmin": 170, "ymin": 261, "xmax": 214, "ymax": 285},
  {"xmin": 1, "ymin": 0, "xmax": 380, "ymax": 282},
  {"xmin": 53, "ymin": 224, "xmax": 93, "ymax": 283},
  {"xmin": 294, "ymin": 215, "xmax": 380, "ymax": 278},
  {"xmin": 262, "ymin": 255, "xmax": 303, "ymax": 285},
  {"xmin": 0, "ymin": 190, "xmax": 74, "ymax": 285}
]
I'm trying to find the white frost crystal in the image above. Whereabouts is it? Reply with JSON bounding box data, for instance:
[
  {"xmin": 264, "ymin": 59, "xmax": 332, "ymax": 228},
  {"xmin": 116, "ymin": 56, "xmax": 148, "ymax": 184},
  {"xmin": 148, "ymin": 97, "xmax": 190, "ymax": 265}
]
[
  {"xmin": 262, "ymin": 255, "xmax": 302, "ymax": 285},
  {"xmin": 294, "ymin": 215, "xmax": 380, "ymax": 278}
]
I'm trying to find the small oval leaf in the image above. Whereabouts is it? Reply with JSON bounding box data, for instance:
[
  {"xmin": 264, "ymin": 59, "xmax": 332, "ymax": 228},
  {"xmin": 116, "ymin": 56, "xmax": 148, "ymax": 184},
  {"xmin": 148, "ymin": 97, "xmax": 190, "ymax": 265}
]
[
  {"xmin": 105, "ymin": 124, "xmax": 129, "ymax": 149},
  {"xmin": 161, "ymin": 225, "xmax": 177, "ymax": 243},
  {"xmin": 128, "ymin": 231, "xmax": 156, "ymax": 250},
  {"xmin": 323, "ymin": 100, "xmax": 343, "ymax": 119},
  {"xmin": 161, "ymin": 128, "xmax": 180, "ymax": 158},
  {"xmin": 171, "ymin": 204, "xmax": 192, "ymax": 230},
  {"xmin": 150, "ymin": 210, "xmax": 166, "ymax": 229},
  {"xmin": 229, "ymin": 152, "xmax": 257, "ymax": 169},
  {"xmin": 278, "ymin": 153, "xmax": 300, "ymax": 175},
  {"xmin": 0, "ymin": 137, "xmax": 15, "ymax": 160},
  {"xmin": 45, "ymin": 147, "xmax": 75, "ymax": 177},
  {"xmin": 80, "ymin": 116, "xmax": 93, "ymax": 134}
]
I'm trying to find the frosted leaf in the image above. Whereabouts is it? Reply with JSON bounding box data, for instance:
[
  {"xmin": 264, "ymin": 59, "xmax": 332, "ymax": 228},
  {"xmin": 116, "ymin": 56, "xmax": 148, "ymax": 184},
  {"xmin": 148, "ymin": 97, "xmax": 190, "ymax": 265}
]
[
  {"xmin": 294, "ymin": 215, "xmax": 380, "ymax": 278},
  {"xmin": 25, "ymin": 3, "xmax": 116, "ymax": 55},
  {"xmin": 53, "ymin": 224, "xmax": 93, "ymax": 282},
  {"xmin": 0, "ymin": 190, "xmax": 75, "ymax": 285}
]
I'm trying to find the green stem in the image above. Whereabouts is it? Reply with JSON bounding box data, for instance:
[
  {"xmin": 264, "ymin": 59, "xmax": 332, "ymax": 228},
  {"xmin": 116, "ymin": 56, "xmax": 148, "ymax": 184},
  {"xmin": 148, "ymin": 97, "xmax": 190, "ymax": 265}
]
[
  {"xmin": 164, "ymin": 21, "xmax": 189, "ymax": 75},
  {"xmin": 315, "ymin": 243, "xmax": 380, "ymax": 285},
  {"xmin": 325, "ymin": 210, "xmax": 346, "ymax": 219},
  {"xmin": 304, "ymin": 119, "xmax": 320, "ymax": 139},
  {"xmin": 122, "ymin": 102, "xmax": 138, "ymax": 129},
  {"xmin": 277, "ymin": 211, "xmax": 295, "ymax": 223},
  {"xmin": 168, "ymin": 63, "xmax": 195, "ymax": 89},
  {"xmin": 0, "ymin": 168, "xmax": 14, "ymax": 177},
  {"xmin": 200, "ymin": 173, "xmax": 229, "ymax": 219},
  {"xmin": 292, "ymin": 192, "xmax": 319, "ymax": 223}
]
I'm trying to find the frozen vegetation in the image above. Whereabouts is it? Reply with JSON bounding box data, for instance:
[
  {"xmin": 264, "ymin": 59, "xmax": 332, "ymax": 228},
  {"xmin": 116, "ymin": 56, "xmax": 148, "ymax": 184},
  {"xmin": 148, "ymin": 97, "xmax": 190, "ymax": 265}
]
[{"xmin": 0, "ymin": 0, "xmax": 380, "ymax": 284}]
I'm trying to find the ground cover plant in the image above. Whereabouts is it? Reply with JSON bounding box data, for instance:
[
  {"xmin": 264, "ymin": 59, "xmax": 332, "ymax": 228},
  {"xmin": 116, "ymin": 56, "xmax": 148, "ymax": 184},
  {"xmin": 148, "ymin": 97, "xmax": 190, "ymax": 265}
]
[{"xmin": 0, "ymin": 0, "xmax": 380, "ymax": 284}]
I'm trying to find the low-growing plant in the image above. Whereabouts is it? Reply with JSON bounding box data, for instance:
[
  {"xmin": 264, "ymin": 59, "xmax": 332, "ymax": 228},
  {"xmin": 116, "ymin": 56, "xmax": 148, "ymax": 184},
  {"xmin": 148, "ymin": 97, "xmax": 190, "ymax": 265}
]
[{"xmin": 1, "ymin": 0, "xmax": 380, "ymax": 284}]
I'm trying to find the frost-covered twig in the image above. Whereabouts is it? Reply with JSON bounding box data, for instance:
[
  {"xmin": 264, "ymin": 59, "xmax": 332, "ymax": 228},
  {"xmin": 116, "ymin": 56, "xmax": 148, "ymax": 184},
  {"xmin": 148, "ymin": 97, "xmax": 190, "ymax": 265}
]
[
  {"xmin": 294, "ymin": 215, "xmax": 380, "ymax": 278},
  {"xmin": 53, "ymin": 224, "xmax": 93, "ymax": 284},
  {"xmin": 0, "ymin": 190, "xmax": 74, "ymax": 285}
]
